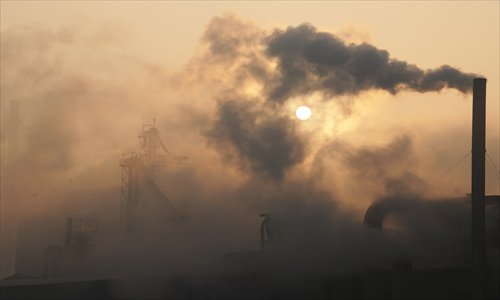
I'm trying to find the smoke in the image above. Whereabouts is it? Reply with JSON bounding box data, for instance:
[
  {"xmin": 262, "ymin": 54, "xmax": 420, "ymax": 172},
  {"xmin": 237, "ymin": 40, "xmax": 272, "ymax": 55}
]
[
  {"xmin": 0, "ymin": 13, "xmax": 485, "ymax": 292},
  {"xmin": 194, "ymin": 15, "xmax": 478, "ymax": 181},
  {"xmin": 206, "ymin": 98, "xmax": 306, "ymax": 180},
  {"xmin": 364, "ymin": 195, "xmax": 470, "ymax": 268},
  {"xmin": 265, "ymin": 24, "xmax": 477, "ymax": 103},
  {"xmin": 0, "ymin": 19, "xmax": 179, "ymax": 278},
  {"xmin": 330, "ymin": 135, "xmax": 415, "ymax": 183}
]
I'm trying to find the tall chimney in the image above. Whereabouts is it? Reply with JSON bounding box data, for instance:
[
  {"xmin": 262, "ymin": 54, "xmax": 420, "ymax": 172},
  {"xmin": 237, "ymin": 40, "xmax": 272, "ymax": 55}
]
[{"xmin": 471, "ymin": 77, "xmax": 486, "ymax": 299}]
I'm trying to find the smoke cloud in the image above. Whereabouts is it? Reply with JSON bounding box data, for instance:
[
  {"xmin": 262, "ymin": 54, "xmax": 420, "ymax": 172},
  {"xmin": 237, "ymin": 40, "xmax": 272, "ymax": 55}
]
[
  {"xmin": 0, "ymin": 13, "xmax": 487, "ymax": 293},
  {"xmin": 195, "ymin": 15, "xmax": 478, "ymax": 181},
  {"xmin": 206, "ymin": 98, "xmax": 306, "ymax": 180},
  {"xmin": 265, "ymin": 24, "xmax": 477, "ymax": 103}
]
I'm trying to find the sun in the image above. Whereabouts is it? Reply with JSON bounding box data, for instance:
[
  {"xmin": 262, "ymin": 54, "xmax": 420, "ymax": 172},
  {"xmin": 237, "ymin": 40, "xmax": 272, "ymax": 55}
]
[{"xmin": 296, "ymin": 106, "xmax": 312, "ymax": 120}]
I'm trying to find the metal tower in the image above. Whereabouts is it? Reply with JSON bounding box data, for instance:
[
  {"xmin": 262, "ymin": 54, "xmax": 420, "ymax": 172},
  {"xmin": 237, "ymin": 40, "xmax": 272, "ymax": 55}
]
[{"xmin": 120, "ymin": 122, "xmax": 182, "ymax": 234}]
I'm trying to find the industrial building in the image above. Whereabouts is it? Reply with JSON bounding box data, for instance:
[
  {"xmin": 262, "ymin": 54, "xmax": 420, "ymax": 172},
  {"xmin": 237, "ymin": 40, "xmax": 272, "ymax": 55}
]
[{"xmin": 1, "ymin": 78, "xmax": 499, "ymax": 299}]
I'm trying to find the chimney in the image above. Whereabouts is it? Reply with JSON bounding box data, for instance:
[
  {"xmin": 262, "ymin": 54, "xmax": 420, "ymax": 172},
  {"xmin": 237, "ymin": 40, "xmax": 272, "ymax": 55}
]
[{"xmin": 471, "ymin": 77, "xmax": 486, "ymax": 299}]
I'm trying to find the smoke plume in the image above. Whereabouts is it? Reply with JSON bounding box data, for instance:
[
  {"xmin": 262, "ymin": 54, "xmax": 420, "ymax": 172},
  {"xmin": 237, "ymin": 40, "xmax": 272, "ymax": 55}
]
[
  {"xmin": 265, "ymin": 24, "xmax": 477, "ymax": 103},
  {"xmin": 195, "ymin": 15, "xmax": 478, "ymax": 181},
  {"xmin": 206, "ymin": 98, "xmax": 306, "ymax": 180},
  {"xmin": 0, "ymin": 13, "xmax": 487, "ymax": 288}
]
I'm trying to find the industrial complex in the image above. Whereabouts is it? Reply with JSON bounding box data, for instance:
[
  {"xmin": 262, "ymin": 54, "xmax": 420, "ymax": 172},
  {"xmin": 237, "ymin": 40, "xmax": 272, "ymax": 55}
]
[{"xmin": 1, "ymin": 79, "xmax": 499, "ymax": 299}]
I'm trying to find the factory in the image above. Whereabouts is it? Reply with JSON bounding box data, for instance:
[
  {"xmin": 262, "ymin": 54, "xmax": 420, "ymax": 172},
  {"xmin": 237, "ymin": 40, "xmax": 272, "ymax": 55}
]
[{"xmin": 0, "ymin": 78, "xmax": 497, "ymax": 299}]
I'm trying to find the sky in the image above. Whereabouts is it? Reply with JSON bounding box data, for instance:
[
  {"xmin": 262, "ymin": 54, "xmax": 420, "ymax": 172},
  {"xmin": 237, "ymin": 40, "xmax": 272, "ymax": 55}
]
[{"xmin": 0, "ymin": 1, "xmax": 499, "ymax": 281}]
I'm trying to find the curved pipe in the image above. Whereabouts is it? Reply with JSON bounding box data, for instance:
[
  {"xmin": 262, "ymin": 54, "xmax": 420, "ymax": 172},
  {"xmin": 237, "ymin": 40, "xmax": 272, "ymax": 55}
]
[
  {"xmin": 363, "ymin": 196, "xmax": 471, "ymax": 230},
  {"xmin": 364, "ymin": 200, "xmax": 392, "ymax": 230}
]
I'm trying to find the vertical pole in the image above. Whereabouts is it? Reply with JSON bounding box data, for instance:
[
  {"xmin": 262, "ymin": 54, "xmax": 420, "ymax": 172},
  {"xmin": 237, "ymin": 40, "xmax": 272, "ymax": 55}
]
[{"xmin": 471, "ymin": 78, "xmax": 486, "ymax": 299}]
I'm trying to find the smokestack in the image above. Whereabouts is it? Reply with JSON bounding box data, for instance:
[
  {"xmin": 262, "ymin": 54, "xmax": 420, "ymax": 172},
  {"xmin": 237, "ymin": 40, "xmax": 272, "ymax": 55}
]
[{"xmin": 471, "ymin": 77, "xmax": 486, "ymax": 299}]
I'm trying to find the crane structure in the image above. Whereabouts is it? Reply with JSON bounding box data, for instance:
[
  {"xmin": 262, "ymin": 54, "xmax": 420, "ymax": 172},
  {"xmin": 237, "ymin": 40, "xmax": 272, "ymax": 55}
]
[
  {"xmin": 120, "ymin": 121, "xmax": 182, "ymax": 234},
  {"xmin": 42, "ymin": 217, "xmax": 98, "ymax": 277}
]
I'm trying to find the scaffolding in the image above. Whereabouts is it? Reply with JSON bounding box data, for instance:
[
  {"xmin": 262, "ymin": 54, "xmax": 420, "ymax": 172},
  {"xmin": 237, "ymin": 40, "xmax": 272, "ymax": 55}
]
[
  {"xmin": 42, "ymin": 218, "xmax": 98, "ymax": 277},
  {"xmin": 120, "ymin": 122, "xmax": 182, "ymax": 234}
]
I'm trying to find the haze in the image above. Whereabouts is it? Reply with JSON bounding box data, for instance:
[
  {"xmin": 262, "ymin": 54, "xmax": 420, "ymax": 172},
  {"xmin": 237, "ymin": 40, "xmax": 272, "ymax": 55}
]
[{"xmin": 0, "ymin": 1, "xmax": 499, "ymax": 298}]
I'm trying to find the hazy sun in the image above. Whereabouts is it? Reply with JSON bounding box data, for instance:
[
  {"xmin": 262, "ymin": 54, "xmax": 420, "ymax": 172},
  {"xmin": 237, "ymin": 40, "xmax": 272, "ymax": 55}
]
[{"xmin": 296, "ymin": 106, "xmax": 312, "ymax": 120}]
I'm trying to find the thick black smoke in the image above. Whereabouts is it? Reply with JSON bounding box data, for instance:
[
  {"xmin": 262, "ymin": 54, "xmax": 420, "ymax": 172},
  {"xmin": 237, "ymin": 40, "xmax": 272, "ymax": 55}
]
[
  {"xmin": 207, "ymin": 98, "xmax": 306, "ymax": 180},
  {"xmin": 265, "ymin": 23, "xmax": 477, "ymax": 103},
  {"xmin": 198, "ymin": 18, "xmax": 478, "ymax": 181},
  {"xmin": 2, "ymin": 15, "xmax": 484, "ymax": 287}
]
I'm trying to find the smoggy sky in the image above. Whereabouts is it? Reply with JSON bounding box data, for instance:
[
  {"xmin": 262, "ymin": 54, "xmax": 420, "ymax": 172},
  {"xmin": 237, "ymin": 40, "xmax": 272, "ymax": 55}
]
[
  {"xmin": 1, "ymin": 1, "xmax": 499, "ymax": 280},
  {"xmin": 2, "ymin": 0, "xmax": 497, "ymax": 196}
]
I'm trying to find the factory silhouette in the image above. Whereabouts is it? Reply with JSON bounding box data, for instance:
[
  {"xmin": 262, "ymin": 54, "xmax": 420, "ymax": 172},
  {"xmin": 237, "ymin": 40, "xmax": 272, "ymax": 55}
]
[
  {"xmin": 0, "ymin": 78, "xmax": 498, "ymax": 299},
  {"xmin": 0, "ymin": 17, "xmax": 499, "ymax": 299}
]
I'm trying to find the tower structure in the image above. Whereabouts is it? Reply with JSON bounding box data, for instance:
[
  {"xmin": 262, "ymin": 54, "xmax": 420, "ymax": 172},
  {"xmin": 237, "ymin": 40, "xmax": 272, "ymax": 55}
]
[
  {"xmin": 42, "ymin": 218, "xmax": 97, "ymax": 277},
  {"xmin": 120, "ymin": 122, "xmax": 181, "ymax": 234},
  {"xmin": 471, "ymin": 78, "xmax": 487, "ymax": 299}
]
